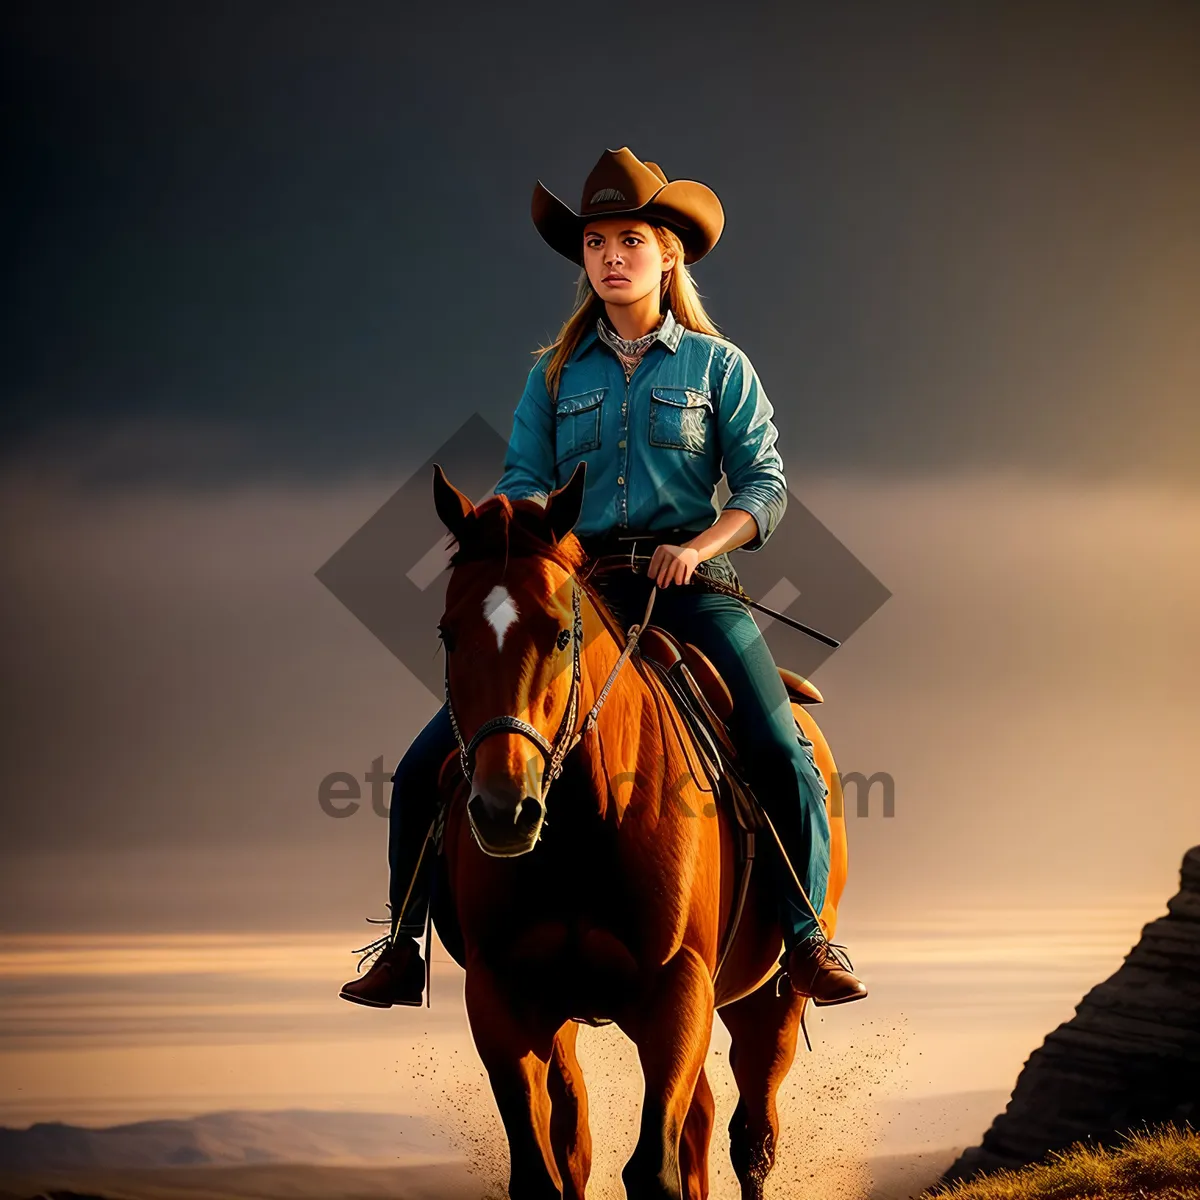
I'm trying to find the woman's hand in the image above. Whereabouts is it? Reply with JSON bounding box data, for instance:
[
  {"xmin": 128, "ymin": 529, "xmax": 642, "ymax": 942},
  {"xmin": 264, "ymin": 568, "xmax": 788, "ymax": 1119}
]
[{"xmin": 647, "ymin": 544, "xmax": 701, "ymax": 587}]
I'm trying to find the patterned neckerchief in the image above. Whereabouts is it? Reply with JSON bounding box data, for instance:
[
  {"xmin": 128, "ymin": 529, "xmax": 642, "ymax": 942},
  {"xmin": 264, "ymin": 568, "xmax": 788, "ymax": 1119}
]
[{"xmin": 596, "ymin": 312, "xmax": 665, "ymax": 381}]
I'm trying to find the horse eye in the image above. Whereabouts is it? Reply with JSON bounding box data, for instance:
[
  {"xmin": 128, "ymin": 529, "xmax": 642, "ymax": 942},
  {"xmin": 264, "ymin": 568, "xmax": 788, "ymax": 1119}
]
[{"xmin": 556, "ymin": 628, "xmax": 572, "ymax": 651}]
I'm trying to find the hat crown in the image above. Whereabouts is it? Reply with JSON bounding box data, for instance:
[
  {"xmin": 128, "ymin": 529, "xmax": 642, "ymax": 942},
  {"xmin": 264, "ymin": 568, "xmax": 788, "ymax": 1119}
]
[
  {"xmin": 578, "ymin": 147, "xmax": 668, "ymax": 217},
  {"xmin": 530, "ymin": 146, "xmax": 724, "ymax": 266}
]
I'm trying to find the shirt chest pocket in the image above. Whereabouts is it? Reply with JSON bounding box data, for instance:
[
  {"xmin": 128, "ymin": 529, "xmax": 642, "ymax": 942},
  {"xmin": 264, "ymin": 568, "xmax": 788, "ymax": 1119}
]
[
  {"xmin": 648, "ymin": 386, "xmax": 713, "ymax": 455},
  {"xmin": 554, "ymin": 387, "xmax": 606, "ymax": 466}
]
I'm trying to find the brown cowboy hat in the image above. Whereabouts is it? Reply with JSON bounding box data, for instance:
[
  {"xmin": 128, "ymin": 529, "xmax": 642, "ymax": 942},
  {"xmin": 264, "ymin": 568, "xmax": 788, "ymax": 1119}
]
[{"xmin": 531, "ymin": 146, "xmax": 725, "ymax": 267}]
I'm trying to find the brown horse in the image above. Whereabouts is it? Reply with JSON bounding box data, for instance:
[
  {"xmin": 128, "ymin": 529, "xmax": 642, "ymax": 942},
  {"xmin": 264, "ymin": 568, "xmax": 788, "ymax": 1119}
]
[{"xmin": 428, "ymin": 463, "xmax": 849, "ymax": 1200}]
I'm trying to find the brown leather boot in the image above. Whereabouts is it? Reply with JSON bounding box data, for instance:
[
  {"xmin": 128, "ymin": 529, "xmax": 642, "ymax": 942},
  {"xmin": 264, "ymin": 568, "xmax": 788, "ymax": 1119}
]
[
  {"xmin": 339, "ymin": 935, "xmax": 426, "ymax": 1008},
  {"xmin": 784, "ymin": 933, "xmax": 868, "ymax": 1006}
]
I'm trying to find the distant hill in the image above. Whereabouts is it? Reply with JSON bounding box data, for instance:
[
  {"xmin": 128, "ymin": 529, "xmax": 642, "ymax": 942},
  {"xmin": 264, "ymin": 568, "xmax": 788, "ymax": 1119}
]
[
  {"xmin": 0, "ymin": 1092, "xmax": 1011, "ymax": 1199},
  {"xmin": 0, "ymin": 1110, "xmax": 451, "ymax": 1172},
  {"xmin": 0, "ymin": 1161, "xmax": 478, "ymax": 1200},
  {"xmin": 0, "ymin": 1089, "xmax": 1007, "ymax": 1197},
  {"xmin": 0, "ymin": 1153, "xmax": 958, "ymax": 1200}
]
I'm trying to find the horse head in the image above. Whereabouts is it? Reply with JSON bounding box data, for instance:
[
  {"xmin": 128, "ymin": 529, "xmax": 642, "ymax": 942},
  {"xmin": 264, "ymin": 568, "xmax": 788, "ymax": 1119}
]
[{"xmin": 433, "ymin": 461, "xmax": 601, "ymax": 857}]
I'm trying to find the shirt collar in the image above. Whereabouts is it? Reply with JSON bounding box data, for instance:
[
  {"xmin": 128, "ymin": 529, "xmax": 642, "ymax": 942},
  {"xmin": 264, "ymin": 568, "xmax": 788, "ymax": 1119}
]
[{"xmin": 578, "ymin": 305, "xmax": 683, "ymax": 357}]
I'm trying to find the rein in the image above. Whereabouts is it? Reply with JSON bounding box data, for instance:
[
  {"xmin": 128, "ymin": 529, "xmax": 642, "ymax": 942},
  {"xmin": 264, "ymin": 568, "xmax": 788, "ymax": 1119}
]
[
  {"xmin": 444, "ymin": 576, "xmax": 658, "ymax": 800},
  {"xmin": 588, "ymin": 554, "xmax": 841, "ymax": 649}
]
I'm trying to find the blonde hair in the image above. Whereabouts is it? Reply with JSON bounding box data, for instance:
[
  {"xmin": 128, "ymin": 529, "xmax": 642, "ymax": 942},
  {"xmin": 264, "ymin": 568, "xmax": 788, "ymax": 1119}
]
[{"xmin": 533, "ymin": 224, "xmax": 723, "ymax": 401}]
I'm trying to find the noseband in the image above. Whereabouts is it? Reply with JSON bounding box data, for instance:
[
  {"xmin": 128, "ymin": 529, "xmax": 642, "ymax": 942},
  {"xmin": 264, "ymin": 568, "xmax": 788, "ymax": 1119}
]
[{"xmin": 443, "ymin": 576, "xmax": 656, "ymax": 804}]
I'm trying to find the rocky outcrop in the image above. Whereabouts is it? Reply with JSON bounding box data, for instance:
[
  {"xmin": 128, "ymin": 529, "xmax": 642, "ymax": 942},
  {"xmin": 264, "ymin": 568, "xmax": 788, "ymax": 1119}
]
[{"xmin": 941, "ymin": 845, "xmax": 1200, "ymax": 1184}]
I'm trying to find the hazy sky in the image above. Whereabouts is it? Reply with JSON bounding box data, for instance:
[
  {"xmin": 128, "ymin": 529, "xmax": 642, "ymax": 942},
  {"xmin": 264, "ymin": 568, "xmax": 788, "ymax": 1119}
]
[{"xmin": 2, "ymin": 0, "xmax": 1198, "ymax": 1157}]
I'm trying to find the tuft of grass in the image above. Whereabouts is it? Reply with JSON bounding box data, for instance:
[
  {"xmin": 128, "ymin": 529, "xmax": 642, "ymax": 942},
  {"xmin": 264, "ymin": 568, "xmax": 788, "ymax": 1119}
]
[{"xmin": 921, "ymin": 1122, "xmax": 1200, "ymax": 1200}]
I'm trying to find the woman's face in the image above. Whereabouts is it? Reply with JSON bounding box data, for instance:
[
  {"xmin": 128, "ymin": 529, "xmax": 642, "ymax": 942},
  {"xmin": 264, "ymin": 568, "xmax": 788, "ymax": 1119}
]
[{"xmin": 582, "ymin": 218, "xmax": 677, "ymax": 308}]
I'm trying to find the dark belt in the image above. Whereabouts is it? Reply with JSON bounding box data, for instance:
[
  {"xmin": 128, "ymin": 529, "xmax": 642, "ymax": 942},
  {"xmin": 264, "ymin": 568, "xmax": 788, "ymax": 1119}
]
[
  {"xmin": 577, "ymin": 528, "xmax": 740, "ymax": 592},
  {"xmin": 577, "ymin": 527, "xmax": 708, "ymax": 561}
]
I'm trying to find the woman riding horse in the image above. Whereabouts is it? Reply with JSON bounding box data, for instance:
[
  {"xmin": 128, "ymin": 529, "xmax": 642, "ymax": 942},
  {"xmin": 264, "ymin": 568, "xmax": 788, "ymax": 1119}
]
[{"xmin": 340, "ymin": 146, "xmax": 866, "ymax": 1010}]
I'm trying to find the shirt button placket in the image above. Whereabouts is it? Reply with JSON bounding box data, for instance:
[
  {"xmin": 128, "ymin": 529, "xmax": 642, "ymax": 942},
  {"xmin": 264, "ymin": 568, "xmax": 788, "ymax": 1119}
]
[{"xmin": 618, "ymin": 374, "xmax": 630, "ymax": 525}]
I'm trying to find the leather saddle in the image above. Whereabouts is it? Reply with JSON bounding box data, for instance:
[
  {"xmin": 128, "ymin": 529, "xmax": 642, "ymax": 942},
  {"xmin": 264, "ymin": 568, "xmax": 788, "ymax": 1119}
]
[{"xmin": 637, "ymin": 623, "xmax": 822, "ymax": 784}]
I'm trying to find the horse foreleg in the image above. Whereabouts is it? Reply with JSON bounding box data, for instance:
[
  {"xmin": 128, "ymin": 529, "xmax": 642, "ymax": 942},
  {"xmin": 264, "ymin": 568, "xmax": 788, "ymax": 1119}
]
[
  {"xmin": 679, "ymin": 1065, "xmax": 715, "ymax": 1200},
  {"xmin": 547, "ymin": 1020, "xmax": 592, "ymax": 1200},
  {"xmin": 620, "ymin": 946, "xmax": 714, "ymax": 1200},
  {"xmin": 718, "ymin": 980, "xmax": 805, "ymax": 1200},
  {"xmin": 464, "ymin": 966, "xmax": 562, "ymax": 1200}
]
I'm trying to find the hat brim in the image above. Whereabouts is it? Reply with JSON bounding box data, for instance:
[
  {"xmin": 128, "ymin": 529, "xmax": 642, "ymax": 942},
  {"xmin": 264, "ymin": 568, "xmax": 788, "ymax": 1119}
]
[{"xmin": 531, "ymin": 179, "xmax": 724, "ymax": 267}]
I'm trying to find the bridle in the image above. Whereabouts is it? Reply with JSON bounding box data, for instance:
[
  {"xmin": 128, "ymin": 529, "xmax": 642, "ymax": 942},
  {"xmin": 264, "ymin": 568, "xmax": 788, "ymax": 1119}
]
[{"xmin": 443, "ymin": 574, "xmax": 657, "ymax": 804}]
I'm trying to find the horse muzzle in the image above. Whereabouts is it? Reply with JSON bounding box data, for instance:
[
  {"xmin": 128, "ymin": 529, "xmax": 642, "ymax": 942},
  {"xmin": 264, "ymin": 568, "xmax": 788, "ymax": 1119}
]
[{"xmin": 467, "ymin": 784, "xmax": 547, "ymax": 857}]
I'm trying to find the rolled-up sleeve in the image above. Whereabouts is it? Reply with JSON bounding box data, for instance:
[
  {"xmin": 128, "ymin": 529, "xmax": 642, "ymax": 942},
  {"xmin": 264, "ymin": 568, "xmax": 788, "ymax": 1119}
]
[
  {"xmin": 716, "ymin": 347, "xmax": 788, "ymax": 551},
  {"xmin": 493, "ymin": 354, "xmax": 556, "ymax": 506}
]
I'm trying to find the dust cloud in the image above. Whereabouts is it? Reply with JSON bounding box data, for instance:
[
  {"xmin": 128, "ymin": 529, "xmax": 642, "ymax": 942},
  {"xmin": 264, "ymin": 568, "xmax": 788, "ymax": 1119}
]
[{"xmin": 398, "ymin": 1012, "xmax": 914, "ymax": 1198}]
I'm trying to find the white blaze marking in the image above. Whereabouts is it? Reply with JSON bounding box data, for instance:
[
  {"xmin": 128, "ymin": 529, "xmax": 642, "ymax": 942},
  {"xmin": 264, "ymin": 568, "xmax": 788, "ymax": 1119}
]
[{"xmin": 483, "ymin": 585, "xmax": 519, "ymax": 648}]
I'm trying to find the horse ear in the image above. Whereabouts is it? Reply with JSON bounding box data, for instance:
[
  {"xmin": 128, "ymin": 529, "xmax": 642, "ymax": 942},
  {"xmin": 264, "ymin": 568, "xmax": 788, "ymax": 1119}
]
[
  {"xmin": 545, "ymin": 461, "xmax": 587, "ymax": 542},
  {"xmin": 432, "ymin": 463, "xmax": 474, "ymax": 538}
]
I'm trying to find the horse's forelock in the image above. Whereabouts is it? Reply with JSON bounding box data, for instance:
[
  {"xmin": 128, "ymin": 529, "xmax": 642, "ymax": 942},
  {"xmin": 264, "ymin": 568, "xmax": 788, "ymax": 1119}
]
[{"xmin": 447, "ymin": 495, "xmax": 586, "ymax": 574}]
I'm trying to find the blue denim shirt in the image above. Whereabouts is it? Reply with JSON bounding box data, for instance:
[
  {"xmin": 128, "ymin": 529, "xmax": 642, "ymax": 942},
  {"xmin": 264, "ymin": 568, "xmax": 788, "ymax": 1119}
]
[{"xmin": 493, "ymin": 308, "xmax": 788, "ymax": 551}]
